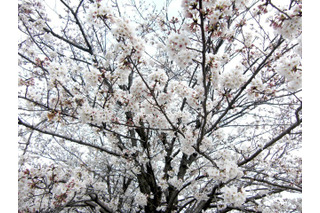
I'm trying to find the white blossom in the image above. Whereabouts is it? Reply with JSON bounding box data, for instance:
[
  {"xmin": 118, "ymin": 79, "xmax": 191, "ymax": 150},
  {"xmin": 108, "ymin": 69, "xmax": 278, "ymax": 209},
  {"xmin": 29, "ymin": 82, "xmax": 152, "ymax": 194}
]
[
  {"xmin": 221, "ymin": 185, "xmax": 246, "ymax": 207},
  {"xmin": 135, "ymin": 191, "xmax": 148, "ymax": 206},
  {"xmin": 220, "ymin": 66, "xmax": 245, "ymax": 89}
]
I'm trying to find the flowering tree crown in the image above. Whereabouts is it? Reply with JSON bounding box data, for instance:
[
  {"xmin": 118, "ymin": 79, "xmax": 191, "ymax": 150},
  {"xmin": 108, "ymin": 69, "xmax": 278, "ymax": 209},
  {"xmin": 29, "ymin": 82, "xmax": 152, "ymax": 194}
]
[{"xmin": 18, "ymin": 0, "xmax": 302, "ymax": 212}]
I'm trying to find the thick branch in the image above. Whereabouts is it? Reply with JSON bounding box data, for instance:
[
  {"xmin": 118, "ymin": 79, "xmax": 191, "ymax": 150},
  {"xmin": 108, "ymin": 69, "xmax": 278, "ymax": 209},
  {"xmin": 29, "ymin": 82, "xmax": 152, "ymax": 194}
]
[
  {"xmin": 238, "ymin": 116, "xmax": 301, "ymax": 166},
  {"xmin": 18, "ymin": 118, "xmax": 121, "ymax": 157},
  {"xmin": 60, "ymin": 0, "xmax": 93, "ymax": 54},
  {"xmin": 43, "ymin": 27, "xmax": 92, "ymax": 54},
  {"xmin": 242, "ymin": 176, "xmax": 301, "ymax": 192}
]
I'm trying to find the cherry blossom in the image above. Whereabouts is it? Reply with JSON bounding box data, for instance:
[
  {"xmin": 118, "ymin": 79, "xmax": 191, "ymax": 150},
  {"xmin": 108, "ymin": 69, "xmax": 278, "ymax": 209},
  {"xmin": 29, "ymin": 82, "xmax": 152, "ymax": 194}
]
[{"xmin": 18, "ymin": 0, "xmax": 302, "ymax": 212}]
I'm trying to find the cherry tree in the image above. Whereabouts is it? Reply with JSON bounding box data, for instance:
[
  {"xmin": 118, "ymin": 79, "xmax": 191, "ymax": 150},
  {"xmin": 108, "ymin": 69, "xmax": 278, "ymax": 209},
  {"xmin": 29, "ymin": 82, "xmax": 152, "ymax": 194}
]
[{"xmin": 18, "ymin": 0, "xmax": 302, "ymax": 212}]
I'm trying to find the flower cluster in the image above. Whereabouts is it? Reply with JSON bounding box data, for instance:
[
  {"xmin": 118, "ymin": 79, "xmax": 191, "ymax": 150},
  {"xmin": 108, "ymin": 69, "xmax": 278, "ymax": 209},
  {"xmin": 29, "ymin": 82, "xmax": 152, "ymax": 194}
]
[
  {"xmin": 271, "ymin": 4, "xmax": 302, "ymax": 40},
  {"xmin": 181, "ymin": 0, "xmax": 198, "ymax": 19},
  {"xmin": 131, "ymin": 78, "xmax": 148, "ymax": 101},
  {"xmin": 113, "ymin": 65, "xmax": 131, "ymax": 85},
  {"xmin": 167, "ymin": 32, "xmax": 189, "ymax": 51},
  {"xmin": 206, "ymin": 53, "xmax": 230, "ymax": 88},
  {"xmin": 78, "ymin": 101, "xmax": 110, "ymax": 125},
  {"xmin": 247, "ymin": 75, "xmax": 266, "ymax": 100},
  {"xmin": 220, "ymin": 65, "xmax": 245, "ymax": 90},
  {"xmin": 83, "ymin": 68, "xmax": 101, "ymax": 87},
  {"xmin": 276, "ymin": 55, "xmax": 302, "ymax": 91},
  {"xmin": 18, "ymin": 164, "xmax": 98, "ymax": 212},
  {"xmin": 166, "ymin": 32, "xmax": 193, "ymax": 68},
  {"xmin": 86, "ymin": 1, "xmax": 113, "ymax": 26},
  {"xmin": 148, "ymin": 69, "xmax": 169, "ymax": 88},
  {"xmin": 112, "ymin": 18, "xmax": 144, "ymax": 60},
  {"xmin": 87, "ymin": 3, "xmax": 145, "ymax": 86},
  {"xmin": 221, "ymin": 185, "xmax": 246, "ymax": 207},
  {"xmin": 47, "ymin": 62, "xmax": 68, "ymax": 87},
  {"xmin": 180, "ymin": 127, "xmax": 197, "ymax": 155},
  {"xmin": 275, "ymin": 16, "xmax": 301, "ymax": 40},
  {"xmin": 18, "ymin": 0, "xmax": 49, "ymax": 34},
  {"xmin": 110, "ymin": 19, "xmax": 145, "ymax": 85},
  {"xmin": 206, "ymin": 150, "xmax": 243, "ymax": 182},
  {"xmin": 135, "ymin": 191, "xmax": 148, "ymax": 207},
  {"xmin": 207, "ymin": 10, "xmax": 221, "ymax": 26},
  {"xmin": 168, "ymin": 81, "xmax": 201, "ymax": 108}
]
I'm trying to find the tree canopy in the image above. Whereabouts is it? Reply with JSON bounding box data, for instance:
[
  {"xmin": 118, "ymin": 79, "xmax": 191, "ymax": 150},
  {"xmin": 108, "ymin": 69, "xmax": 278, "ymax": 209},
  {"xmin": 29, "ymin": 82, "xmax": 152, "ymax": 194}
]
[{"xmin": 18, "ymin": 0, "xmax": 302, "ymax": 212}]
